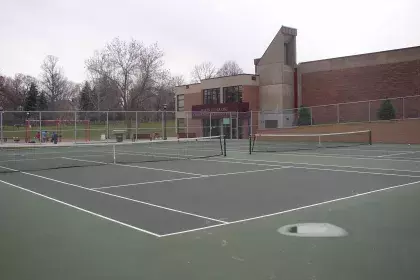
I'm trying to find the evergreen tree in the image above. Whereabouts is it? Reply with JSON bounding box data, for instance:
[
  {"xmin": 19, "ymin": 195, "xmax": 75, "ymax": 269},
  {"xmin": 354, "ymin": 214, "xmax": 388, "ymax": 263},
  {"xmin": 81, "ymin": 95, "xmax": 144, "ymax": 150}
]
[
  {"xmin": 37, "ymin": 91, "xmax": 48, "ymax": 111},
  {"xmin": 377, "ymin": 99, "xmax": 396, "ymax": 120},
  {"xmin": 79, "ymin": 81, "xmax": 95, "ymax": 111},
  {"xmin": 297, "ymin": 106, "xmax": 312, "ymax": 126},
  {"xmin": 24, "ymin": 82, "xmax": 38, "ymax": 111}
]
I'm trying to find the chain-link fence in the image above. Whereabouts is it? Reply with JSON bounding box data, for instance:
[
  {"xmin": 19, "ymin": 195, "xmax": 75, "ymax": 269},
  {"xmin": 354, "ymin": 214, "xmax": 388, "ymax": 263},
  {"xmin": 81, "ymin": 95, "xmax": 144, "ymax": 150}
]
[
  {"xmin": 1, "ymin": 96, "xmax": 419, "ymax": 144},
  {"xmin": 0, "ymin": 110, "xmax": 177, "ymax": 144}
]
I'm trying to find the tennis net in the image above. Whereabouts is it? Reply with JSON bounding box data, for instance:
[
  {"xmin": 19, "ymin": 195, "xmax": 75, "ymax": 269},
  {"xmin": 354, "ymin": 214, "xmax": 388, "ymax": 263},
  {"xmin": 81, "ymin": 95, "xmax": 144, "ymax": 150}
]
[
  {"xmin": 250, "ymin": 130, "xmax": 372, "ymax": 153},
  {"xmin": 0, "ymin": 136, "xmax": 225, "ymax": 173}
]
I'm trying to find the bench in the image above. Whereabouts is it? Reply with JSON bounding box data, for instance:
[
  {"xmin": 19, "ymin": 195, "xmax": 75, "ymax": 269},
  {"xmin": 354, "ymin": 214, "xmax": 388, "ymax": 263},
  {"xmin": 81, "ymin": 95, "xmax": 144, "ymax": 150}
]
[
  {"xmin": 177, "ymin": 132, "xmax": 196, "ymax": 138},
  {"xmin": 151, "ymin": 132, "xmax": 162, "ymax": 140},
  {"xmin": 132, "ymin": 133, "xmax": 152, "ymax": 141}
]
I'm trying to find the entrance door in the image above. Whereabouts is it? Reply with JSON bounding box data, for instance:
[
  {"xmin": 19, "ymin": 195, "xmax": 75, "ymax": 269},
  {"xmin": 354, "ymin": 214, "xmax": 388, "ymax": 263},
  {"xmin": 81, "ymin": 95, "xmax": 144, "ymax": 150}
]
[{"xmin": 203, "ymin": 119, "xmax": 221, "ymax": 137}]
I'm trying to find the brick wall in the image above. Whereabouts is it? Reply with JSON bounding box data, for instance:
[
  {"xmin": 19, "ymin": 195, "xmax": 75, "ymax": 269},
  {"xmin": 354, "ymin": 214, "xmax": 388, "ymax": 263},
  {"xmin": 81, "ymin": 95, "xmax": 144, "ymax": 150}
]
[
  {"xmin": 301, "ymin": 60, "xmax": 420, "ymax": 107},
  {"xmin": 182, "ymin": 91, "xmax": 203, "ymax": 137},
  {"xmin": 243, "ymin": 86, "xmax": 259, "ymax": 135},
  {"xmin": 184, "ymin": 91, "xmax": 202, "ymax": 111},
  {"xmin": 259, "ymin": 119, "xmax": 420, "ymax": 144}
]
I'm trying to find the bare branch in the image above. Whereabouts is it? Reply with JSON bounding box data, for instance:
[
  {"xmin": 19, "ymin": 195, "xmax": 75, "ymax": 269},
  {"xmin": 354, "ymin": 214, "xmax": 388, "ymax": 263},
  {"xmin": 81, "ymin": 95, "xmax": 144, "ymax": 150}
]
[
  {"xmin": 40, "ymin": 55, "xmax": 72, "ymax": 110},
  {"xmin": 190, "ymin": 62, "xmax": 217, "ymax": 83},
  {"xmin": 85, "ymin": 38, "xmax": 166, "ymax": 111},
  {"xmin": 216, "ymin": 60, "xmax": 244, "ymax": 77}
]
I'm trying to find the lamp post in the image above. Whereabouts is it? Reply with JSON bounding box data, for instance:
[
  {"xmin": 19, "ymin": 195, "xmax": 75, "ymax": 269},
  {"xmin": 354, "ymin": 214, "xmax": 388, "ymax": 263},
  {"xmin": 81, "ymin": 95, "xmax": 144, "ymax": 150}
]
[{"xmin": 163, "ymin": 104, "xmax": 167, "ymax": 140}]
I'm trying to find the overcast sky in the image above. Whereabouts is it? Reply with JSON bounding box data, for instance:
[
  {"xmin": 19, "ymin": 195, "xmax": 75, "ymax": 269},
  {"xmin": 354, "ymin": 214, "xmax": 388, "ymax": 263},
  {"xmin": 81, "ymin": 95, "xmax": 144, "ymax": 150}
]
[{"xmin": 1, "ymin": 0, "xmax": 419, "ymax": 83}]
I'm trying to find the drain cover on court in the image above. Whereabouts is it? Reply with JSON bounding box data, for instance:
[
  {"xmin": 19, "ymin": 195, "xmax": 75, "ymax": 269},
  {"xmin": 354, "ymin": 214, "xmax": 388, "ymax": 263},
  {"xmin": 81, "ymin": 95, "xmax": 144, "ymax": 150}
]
[{"xmin": 277, "ymin": 223, "xmax": 348, "ymax": 237}]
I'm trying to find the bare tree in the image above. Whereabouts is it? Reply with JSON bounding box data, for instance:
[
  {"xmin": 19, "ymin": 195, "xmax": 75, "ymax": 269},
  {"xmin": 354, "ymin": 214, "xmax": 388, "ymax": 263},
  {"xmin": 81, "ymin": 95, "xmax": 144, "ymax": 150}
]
[
  {"xmin": 0, "ymin": 74, "xmax": 36, "ymax": 110},
  {"xmin": 216, "ymin": 60, "xmax": 244, "ymax": 77},
  {"xmin": 40, "ymin": 55, "xmax": 72, "ymax": 110},
  {"xmin": 190, "ymin": 62, "xmax": 217, "ymax": 83},
  {"xmin": 86, "ymin": 38, "xmax": 166, "ymax": 111}
]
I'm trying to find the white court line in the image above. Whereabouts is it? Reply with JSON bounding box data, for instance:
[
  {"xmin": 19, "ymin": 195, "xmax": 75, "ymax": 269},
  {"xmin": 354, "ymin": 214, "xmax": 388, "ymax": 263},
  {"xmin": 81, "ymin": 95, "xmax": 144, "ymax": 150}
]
[
  {"xmin": 159, "ymin": 179, "xmax": 420, "ymax": 237},
  {"xmin": 0, "ymin": 178, "xmax": 162, "ymax": 238},
  {"xmin": 97, "ymin": 166, "xmax": 291, "ymax": 190},
  {"xmin": 245, "ymin": 149, "xmax": 420, "ymax": 163},
  {"xmin": 201, "ymin": 159, "xmax": 420, "ymax": 178},
  {"xmin": 376, "ymin": 151, "xmax": 420, "ymax": 158},
  {"xmin": 201, "ymin": 157, "xmax": 420, "ymax": 175},
  {"xmin": 93, "ymin": 176, "xmax": 206, "ymax": 190},
  {"xmin": 0, "ymin": 165, "xmax": 227, "ymax": 224},
  {"xmin": 61, "ymin": 157, "xmax": 204, "ymax": 176}
]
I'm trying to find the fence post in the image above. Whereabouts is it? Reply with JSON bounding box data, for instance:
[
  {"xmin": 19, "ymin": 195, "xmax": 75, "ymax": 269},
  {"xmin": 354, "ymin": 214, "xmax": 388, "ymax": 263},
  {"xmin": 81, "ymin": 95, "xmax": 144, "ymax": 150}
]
[
  {"xmin": 368, "ymin": 101, "xmax": 371, "ymax": 122},
  {"xmin": 229, "ymin": 112, "xmax": 233, "ymax": 140},
  {"xmin": 39, "ymin": 112, "xmax": 42, "ymax": 143},
  {"xmin": 402, "ymin": 97, "xmax": 405, "ymax": 119},
  {"xmin": 0, "ymin": 111, "xmax": 3, "ymax": 144},
  {"xmin": 74, "ymin": 111, "xmax": 77, "ymax": 143},
  {"xmin": 236, "ymin": 111, "xmax": 239, "ymax": 139},
  {"xmin": 310, "ymin": 107, "xmax": 313, "ymax": 125},
  {"xmin": 186, "ymin": 112, "xmax": 189, "ymax": 138},
  {"xmin": 163, "ymin": 106, "xmax": 167, "ymax": 140},
  {"xmin": 209, "ymin": 112, "xmax": 212, "ymax": 137},
  {"xmin": 135, "ymin": 111, "xmax": 138, "ymax": 141},
  {"xmin": 106, "ymin": 111, "xmax": 109, "ymax": 142},
  {"xmin": 337, "ymin": 104, "xmax": 340, "ymax": 123}
]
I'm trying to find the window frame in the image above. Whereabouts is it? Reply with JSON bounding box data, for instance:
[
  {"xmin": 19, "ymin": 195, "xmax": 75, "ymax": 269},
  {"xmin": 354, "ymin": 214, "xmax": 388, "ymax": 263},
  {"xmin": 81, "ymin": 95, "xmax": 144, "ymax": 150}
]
[
  {"xmin": 223, "ymin": 86, "xmax": 243, "ymax": 103},
  {"xmin": 176, "ymin": 94, "xmax": 184, "ymax": 111},
  {"xmin": 203, "ymin": 88, "xmax": 220, "ymax": 105}
]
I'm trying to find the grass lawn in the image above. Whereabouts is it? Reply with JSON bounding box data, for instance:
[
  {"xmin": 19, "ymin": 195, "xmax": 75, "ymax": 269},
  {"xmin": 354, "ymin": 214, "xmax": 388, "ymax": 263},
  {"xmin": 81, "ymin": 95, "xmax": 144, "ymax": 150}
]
[{"xmin": 1, "ymin": 121, "xmax": 176, "ymax": 142}]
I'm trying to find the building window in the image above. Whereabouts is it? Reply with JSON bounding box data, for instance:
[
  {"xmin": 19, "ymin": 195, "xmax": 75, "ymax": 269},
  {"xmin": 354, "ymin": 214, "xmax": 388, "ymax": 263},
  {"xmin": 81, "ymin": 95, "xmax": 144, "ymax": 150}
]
[
  {"xmin": 177, "ymin": 118, "xmax": 185, "ymax": 133},
  {"xmin": 203, "ymin": 119, "xmax": 221, "ymax": 137},
  {"xmin": 223, "ymin": 86, "xmax": 243, "ymax": 103},
  {"xmin": 284, "ymin": 43, "xmax": 290, "ymax": 66},
  {"xmin": 203, "ymin": 88, "xmax": 220, "ymax": 105},
  {"xmin": 265, "ymin": 120, "xmax": 278, "ymax": 129},
  {"xmin": 177, "ymin": 94, "xmax": 184, "ymax": 111}
]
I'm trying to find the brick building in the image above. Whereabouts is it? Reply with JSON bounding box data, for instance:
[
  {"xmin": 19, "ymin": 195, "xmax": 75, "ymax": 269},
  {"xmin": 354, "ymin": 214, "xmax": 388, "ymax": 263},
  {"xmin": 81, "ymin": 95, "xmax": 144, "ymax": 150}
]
[{"xmin": 175, "ymin": 26, "xmax": 420, "ymax": 137}]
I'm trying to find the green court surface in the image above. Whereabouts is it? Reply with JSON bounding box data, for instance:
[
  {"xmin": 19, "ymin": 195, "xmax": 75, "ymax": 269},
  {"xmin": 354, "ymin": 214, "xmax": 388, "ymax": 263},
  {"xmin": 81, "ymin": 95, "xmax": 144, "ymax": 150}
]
[{"xmin": 1, "ymin": 141, "xmax": 420, "ymax": 279}]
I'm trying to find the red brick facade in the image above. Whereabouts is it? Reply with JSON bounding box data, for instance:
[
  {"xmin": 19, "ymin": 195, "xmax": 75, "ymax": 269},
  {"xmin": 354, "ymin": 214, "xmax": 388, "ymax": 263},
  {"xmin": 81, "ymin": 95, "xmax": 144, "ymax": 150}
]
[
  {"xmin": 301, "ymin": 59, "xmax": 420, "ymax": 106},
  {"xmin": 259, "ymin": 119, "xmax": 420, "ymax": 144}
]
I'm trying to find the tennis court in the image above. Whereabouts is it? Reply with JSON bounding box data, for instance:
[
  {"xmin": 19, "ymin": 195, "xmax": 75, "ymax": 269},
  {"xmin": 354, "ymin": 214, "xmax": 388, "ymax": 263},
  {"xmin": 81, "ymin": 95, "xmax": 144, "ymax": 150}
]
[{"xmin": 1, "ymin": 133, "xmax": 420, "ymax": 279}]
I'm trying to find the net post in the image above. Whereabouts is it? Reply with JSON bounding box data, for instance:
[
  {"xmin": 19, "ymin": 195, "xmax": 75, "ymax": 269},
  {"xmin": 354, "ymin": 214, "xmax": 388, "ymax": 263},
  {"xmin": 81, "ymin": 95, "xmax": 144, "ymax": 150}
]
[
  {"xmin": 318, "ymin": 135, "xmax": 321, "ymax": 147},
  {"xmin": 368, "ymin": 101, "xmax": 371, "ymax": 122},
  {"xmin": 135, "ymin": 111, "xmax": 138, "ymax": 142},
  {"xmin": 223, "ymin": 135, "xmax": 227, "ymax": 157},
  {"xmin": 369, "ymin": 130, "xmax": 372, "ymax": 145}
]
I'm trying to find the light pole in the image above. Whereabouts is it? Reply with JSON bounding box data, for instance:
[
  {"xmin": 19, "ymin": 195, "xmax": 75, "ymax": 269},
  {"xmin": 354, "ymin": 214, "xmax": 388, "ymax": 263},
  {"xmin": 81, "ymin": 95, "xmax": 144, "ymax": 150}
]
[{"xmin": 163, "ymin": 104, "xmax": 167, "ymax": 140}]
